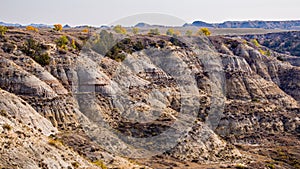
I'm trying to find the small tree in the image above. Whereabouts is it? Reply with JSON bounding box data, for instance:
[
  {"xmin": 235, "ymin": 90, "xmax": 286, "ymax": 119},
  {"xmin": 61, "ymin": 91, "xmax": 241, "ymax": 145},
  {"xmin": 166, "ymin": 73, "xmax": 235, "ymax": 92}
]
[
  {"xmin": 0, "ymin": 26, "xmax": 8, "ymax": 36},
  {"xmin": 113, "ymin": 25, "xmax": 127, "ymax": 34},
  {"xmin": 132, "ymin": 27, "xmax": 139, "ymax": 35},
  {"xmin": 53, "ymin": 24, "xmax": 63, "ymax": 31},
  {"xmin": 198, "ymin": 27, "xmax": 211, "ymax": 36},
  {"xmin": 148, "ymin": 28, "xmax": 160, "ymax": 35},
  {"xmin": 26, "ymin": 26, "xmax": 39, "ymax": 32},
  {"xmin": 185, "ymin": 30, "xmax": 193, "ymax": 37}
]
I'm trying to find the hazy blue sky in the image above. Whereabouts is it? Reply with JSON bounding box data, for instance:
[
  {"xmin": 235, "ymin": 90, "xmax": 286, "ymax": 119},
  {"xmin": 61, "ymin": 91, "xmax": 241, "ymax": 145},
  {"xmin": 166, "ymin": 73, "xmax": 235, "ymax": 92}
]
[{"xmin": 1, "ymin": 0, "xmax": 299, "ymax": 26}]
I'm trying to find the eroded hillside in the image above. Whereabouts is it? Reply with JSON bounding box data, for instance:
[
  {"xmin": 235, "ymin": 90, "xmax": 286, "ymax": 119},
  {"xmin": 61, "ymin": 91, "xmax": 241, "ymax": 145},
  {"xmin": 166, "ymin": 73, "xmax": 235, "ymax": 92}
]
[{"xmin": 0, "ymin": 27, "xmax": 299, "ymax": 169}]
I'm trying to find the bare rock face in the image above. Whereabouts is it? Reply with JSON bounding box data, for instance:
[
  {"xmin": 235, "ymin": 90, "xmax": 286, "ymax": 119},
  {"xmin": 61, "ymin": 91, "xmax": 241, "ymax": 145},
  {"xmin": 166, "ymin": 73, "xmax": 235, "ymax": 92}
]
[
  {"xmin": 9, "ymin": 55, "xmax": 69, "ymax": 95},
  {"xmin": 0, "ymin": 57, "xmax": 57, "ymax": 98},
  {"xmin": 0, "ymin": 89, "xmax": 56, "ymax": 135},
  {"xmin": 170, "ymin": 123, "xmax": 241, "ymax": 162},
  {"xmin": 0, "ymin": 89, "xmax": 97, "ymax": 169}
]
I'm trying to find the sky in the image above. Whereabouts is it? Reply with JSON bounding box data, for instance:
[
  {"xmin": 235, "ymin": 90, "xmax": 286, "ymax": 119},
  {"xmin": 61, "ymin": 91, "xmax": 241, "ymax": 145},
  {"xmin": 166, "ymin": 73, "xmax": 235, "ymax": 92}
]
[{"xmin": 0, "ymin": 0, "xmax": 300, "ymax": 26}]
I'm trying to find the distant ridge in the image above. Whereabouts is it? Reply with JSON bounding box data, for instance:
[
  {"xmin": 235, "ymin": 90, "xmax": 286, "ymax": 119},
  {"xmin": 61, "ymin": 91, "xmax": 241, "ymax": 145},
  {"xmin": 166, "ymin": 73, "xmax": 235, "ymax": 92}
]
[
  {"xmin": 0, "ymin": 22, "xmax": 52, "ymax": 28},
  {"xmin": 134, "ymin": 22, "xmax": 152, "ymax": 28},
  {"xmin": 184, "ymin": 20, "xmax": 300, "ymax": 30},
  {"xmin": 183, "ymin": 21, "xmax": 213, "ymax": 28},
  {"xmin": 0, "ymin": 21, "xmax": 22, "ymax": 27},
  {"xmin": 1, "ymin": 20, "xmax": 300, "ymax": 30}
]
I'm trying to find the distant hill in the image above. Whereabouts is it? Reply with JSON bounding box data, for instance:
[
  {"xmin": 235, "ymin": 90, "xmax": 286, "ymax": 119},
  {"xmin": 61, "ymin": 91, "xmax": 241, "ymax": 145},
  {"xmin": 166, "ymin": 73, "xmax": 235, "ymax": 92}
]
[
  {"xmin": 0, "ymin": 21, "xmax": 22, "ymax": 27},
  {"xmin": 184, "ymin": 20, "xmax": 300, "ymax": 30},
  {"xmin": 134, "ymin": 22, "xmax": 152, "ymax": 28},
  {"xmin": 241, "ymin": 31, "xmax": 300, "ymax": 56},
  {"xmin": 0, "ymin": 21, "xmax": 51, "ymax": 28},
  {"xmin": 28, "ymin": 23, "xmax": 52, "ymax": 28},
  {"xmin": 183, "ymin": 21, "xmax": 213, "ymax": 27}
]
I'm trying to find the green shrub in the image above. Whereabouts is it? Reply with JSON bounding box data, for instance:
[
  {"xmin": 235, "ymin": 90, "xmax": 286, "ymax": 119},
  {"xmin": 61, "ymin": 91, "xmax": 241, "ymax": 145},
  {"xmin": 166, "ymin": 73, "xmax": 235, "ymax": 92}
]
[
  {"xmin": 170, "ymin": 37, "xmax": 185, "ymax": 47},
  {"xmin": 266, "ymin": 163, "xmax": 275, "ymax": 169},
  {"xmin": 166, "ymin": 28, "xmax": 175, "ymax": 36},
  {"xmin": 251, "ymin": 97, "xmax": 260, "ymax": 102},
  {"xmin": 71, "ymin": 39, "xmax": 77, "ymax": 49},
  {"xmin": 33, "ymin": 53, "xmax": 50, "ymax": 66},
  {"xmin": 185, "ymin": 30, "xmax": 193, "ymax": 37},
  {"xmin": 71, "ymin": 162, "xmax": 80, "ymax": 168},
  {"xmin": 132, "ymin": 27, "xmax": 139, "ymax": 35},
  {"xmin": 113, "ymin": 25, "xmax": 127, "ymax": 34},
  {"xmin": 133, "ymin": 41, "xmax": 144, "ymax": 51},
  {"xmin": 56, "ymin": 35, "xmax": 69, "ymax": 50},
  {"xmin": 2, "ymin": 123, "xmax": 12, "ymax": 131},
  {"xmin": 277, "ymin": 56, "xmax": 284, "ymax": 61},
  {"xmin": 21, "ymin": 38, "xmax": 51, "ymax": 66},
  {"xmin": 105, "ymin": 44, "xmax": 126, "ymax": 62},
  {"xmin": 235, "ymin": 163, "xmax": 247, "ymax": 169},
  {"xmin": 0, "ymin": 110, "xmax": 8, "ymax": 117},
  {"xmin": 22, "ymin": 38, "xmax": 41, "ymax": 56},
  {"xmin": 148, "ymin": 28, "xmax": 160, "ymax": 35},
  {"xmin": 166, "ymin": 28, "xmax": 180, "ymax": 36},
  {"xmin": 0, "ymin": 26, "xmax": 8, "ymax": 36}
]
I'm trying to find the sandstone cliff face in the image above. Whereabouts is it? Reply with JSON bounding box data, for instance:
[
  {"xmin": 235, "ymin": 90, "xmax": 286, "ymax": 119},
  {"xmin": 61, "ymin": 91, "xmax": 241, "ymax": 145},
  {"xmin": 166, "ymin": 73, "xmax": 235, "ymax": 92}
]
[{"xmin": 0, "ymin": 28, "xmax": 299, "ymax": 169}]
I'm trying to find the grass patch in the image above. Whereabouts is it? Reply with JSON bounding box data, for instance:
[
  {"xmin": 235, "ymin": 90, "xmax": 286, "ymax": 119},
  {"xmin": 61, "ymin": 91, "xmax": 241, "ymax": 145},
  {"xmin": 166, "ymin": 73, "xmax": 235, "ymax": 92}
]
[
  {"xmin": 91, "ymin": 160, "xmax": 107, "ymax": 169},
  {"xmin": 235, "ymin": 163, "xmax": 247, "ymax": 169},
  {"xmin": 2, "ymin": 123, "xmax": 12, "ymax": 131},
  {"xmin": 48, "ymin": 138, "xmax": 63, "ymax": 148}
]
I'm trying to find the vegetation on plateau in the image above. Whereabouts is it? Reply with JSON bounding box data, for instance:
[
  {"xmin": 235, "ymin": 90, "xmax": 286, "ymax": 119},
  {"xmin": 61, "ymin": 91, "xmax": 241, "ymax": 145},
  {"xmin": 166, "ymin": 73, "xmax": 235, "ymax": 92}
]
[
  {"xmin": 0, "ymin": 26, "xmax": 8, "ymax": 36},
  {"xmin": 21, "ymin": 38, "xmax": 51, "ymax": 66}
]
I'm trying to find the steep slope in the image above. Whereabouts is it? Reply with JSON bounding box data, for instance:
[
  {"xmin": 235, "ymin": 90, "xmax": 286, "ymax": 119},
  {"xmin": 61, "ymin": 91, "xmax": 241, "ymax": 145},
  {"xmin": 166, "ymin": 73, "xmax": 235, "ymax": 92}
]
[
  {"xmin": 241, "ymin": 31, "xmax": 300, "ymax": 57},
  {"xmin": 0, "ymin": 88, "xmax": 97, "ymax": 169}
]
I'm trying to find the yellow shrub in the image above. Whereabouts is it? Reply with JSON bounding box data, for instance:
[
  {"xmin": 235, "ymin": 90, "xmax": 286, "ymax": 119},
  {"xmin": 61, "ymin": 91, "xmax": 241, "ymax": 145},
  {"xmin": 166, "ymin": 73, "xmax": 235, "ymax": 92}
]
[
  {"xmin": 92, "ymin": 160, "xmax": 107, "ymax": 169},
  {"xmin": 71, "ymin": 39, "xmax": 76, "ymax": 49},
  {"xmin": 0, "ymin": 26, "xmax": 8, "ymax": 36},
  {"xmin": 82, "ymin": 28, "xmax": 89, "ymax": 33},
  {"xmin": 166, "ymin": 28, "xmax": 180, "ymax": 36},
  {"xmin": 185, "ymin": 30, "xmax": 193, "ymax": 37},
  {"xmin": 198, "ymin": 27, "xmax": 211, "ymax": 36},
  {"xmin": 174, "ymin": 30, "xmax": 181, "ymax": 36},
  {"xmin": 113, "ymin": 25, "xmax": 127, "ymax": 34},
  {"xmin": 251, "ymin": 39, "xmax": 260, "ymax": 47},
  {"xmin": 132, "ymin": 27, "xmax": 139, "ymax": 35},
  {"xmin": 53, "ymin": 24, "xmax": 63, "ymax": 31},
  {"xmin": 166, "ymin": 28, "xmax": 175, "ymax": 36},
  {"xmin": 48, "ymin": 138, "xmax": 63, "ymax": 148},
  {"xmin": 26, "ymin": 26, "xmax": 39, "ymax": 32}
]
